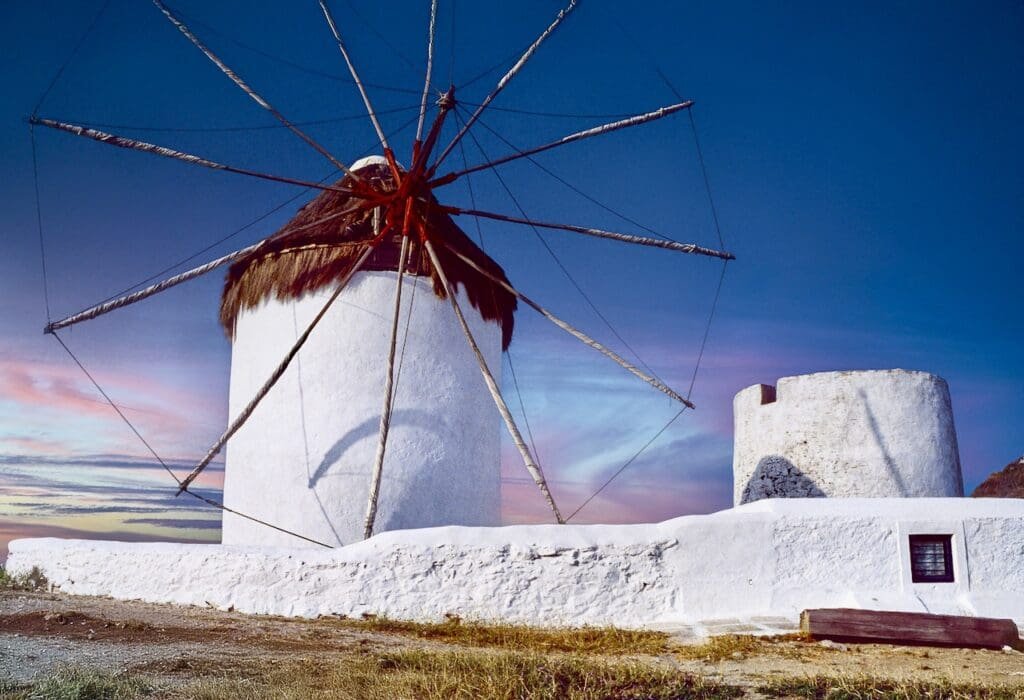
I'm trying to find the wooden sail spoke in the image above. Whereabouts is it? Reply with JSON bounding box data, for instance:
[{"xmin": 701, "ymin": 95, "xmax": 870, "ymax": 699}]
[
  {"xmin": 423, "ymin": 238, "xmax": 565, "ymax": 524},
  {"xmin": 46, "ymin": 241, "xmax": 265, "ymax": 333},
  {"xmin": 30, "ymin": 117, "xmax": 354, "ymax": 195},
  {"xmin": 363, "ymin": 230, "xmax": 411, "ymax": 539},
  {"xmin": 437, "ymin": 239, "xmax": 695, "ymax": 409},
  {"xmin": 318, "ymin": 0, "xmax": 391, "ymax": 155},
  {"xmin": 176, "ymin": 242, "xmax": 380, "ymax": 494},
  {"xmin": 43, "ymin": 201, "xmax": 370, "ymax": 333},
  {"xmin": 432, "ymin": 100, "xmax": 695, "ymax": 186},
  {"xmin": 152, "ymin": 0, "xmax": 356, "ymax": 178},
  {"xmin": 430, "ymin": 0, "xmax": 578, "ymax": 172},
  {"xmin": 415, "ymin": 0, "xmax": 439, "ymax": 146},
  {"xmin": 444, "ymin": 206, "xmax": 736, "ymax": 261}
]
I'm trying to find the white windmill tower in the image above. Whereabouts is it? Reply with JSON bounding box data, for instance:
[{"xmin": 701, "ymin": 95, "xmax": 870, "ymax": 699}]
[{"xmin": 216, "ymin": 155, "xmax": 519, "ymax": 546}]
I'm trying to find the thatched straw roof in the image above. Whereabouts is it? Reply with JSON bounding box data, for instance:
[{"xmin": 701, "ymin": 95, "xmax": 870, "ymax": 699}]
[{"xmin": 220, "ymin": 159, "xmax": 516, "ymax": 349}]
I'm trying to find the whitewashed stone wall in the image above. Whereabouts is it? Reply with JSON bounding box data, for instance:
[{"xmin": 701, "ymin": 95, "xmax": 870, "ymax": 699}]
[
  {"xmin": 222, "ymin": 272, "xmax": 502, "ymax": 547},
  {"xmin": 9, "ymin": 499, "xmax": 1023, "ymax": 629},
  {"xmin": 733, "ymin": 370, "xmax": 963, "ymax": 505}
]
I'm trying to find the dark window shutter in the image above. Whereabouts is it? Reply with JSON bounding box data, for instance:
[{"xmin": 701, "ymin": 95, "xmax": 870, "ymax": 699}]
[{"xmin": 909, "ymin": 534, "xmax": 954, "ymax": 583}]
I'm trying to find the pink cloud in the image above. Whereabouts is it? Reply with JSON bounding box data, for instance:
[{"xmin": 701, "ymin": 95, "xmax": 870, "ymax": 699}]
[
  {"xmin": 2, "ymin": 436, "xmax": 70, "ymax": 455},
  {"xmin": 0, "ymin": 361, "xmax": 133, "ymax": 421},
  {"xmin": 0, "ymin": 355, "xmax": 226, "ymax": 461}
]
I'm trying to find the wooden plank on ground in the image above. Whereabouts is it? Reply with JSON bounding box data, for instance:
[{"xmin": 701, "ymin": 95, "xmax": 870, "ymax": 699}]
[{"xmin": 801, "ymin": 608, "xmax": 1020, "ymax": 649}]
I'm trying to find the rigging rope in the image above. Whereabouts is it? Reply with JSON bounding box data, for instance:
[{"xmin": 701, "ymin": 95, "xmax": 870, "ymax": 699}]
[
  {"xmin": 90, "ymin": 110, "xmax": 422, "ymax": 309},
  {"xmin": 559, "ymin": 15, "xmax": 736, "ymax": 520},
  {"xmin": 687, "ymin": 261, "xmax": 728, "ymax": 399},
  {"xmin": 337, "ymin": 0, "xmax": 418, "ymax": 69},
  {"xmin": 32, "ymin": 0, "xmax": 113, "ymax": 117},
  {"xmin": 608, "ymin": 14, "xmax": 727, "ymax": 250},
  {"xmin": 457, "ymin": 47, "xmax": 513, "ymax": 91},
  {"xmin": 155, "ymin": 0, "xmax": 353, "ymax": 177},
  {"xmin": 176, "ymin": 245, "xmax": 377, "ymax": 494},
  {"xmin": 26, "ymin": 0, "xmax": 327, "ymax": 549},
  {"xmin": 455, "ymin": 130, "xmax": 549, "ymax": 482},
  {"xmin": 439, "ymin": 100, "xmax": 693, "ymax": 184},
  {"xmin": 689, "ymin": 111, "xmax": 726, "ymax": 250},
  {"xmin": 31, "ymin": 117, "xmax": 356, "ymax": 195},
  {"xmin": 424, "ymin": 238, "xmax": 564, "ymax": 523},
  {"xmin": 461, "ymin": 103, "xmax": 643, "ymax": 119},
  {"xmin": 433, "ymin": 0, "xmax": 578, "ymax": 171},
  {"xmin": 26, "ymin": 16, "xmax": 416, "ymax": 543},
  {"xmin": 32, "ymin": 1, "xmax": 733, "ymax": 534},
  {"xmin": 49, "ymin": 331, "xmax": 333, "ymax": 548},
  {"xmin": 564, "ymin": 408, "xmax": 685, "ymax": 523},
  {"xmin": 30, "ymin": 0, "xmax": 114, "ymax": 322},
  {"xmin": 456, "ymin": 106, "xmax": 667, "ymax": 387},
  {"xmin": 318, "ymin": 0, "xmax": 392, "ymax": 152},
  {"xmin": 505, "ymin": 350, "xmax": 545, "ymax": 479},
  {"xmin": 30, "ymin": 128, "xmax": 51, "ymax": 323},
  {"xmin": 172, "ymin": 5, "xmax": 422, "ymax": 95},
  {"xmin": 565, "ymin": 260, "xmax": 727, "ymax": 521},
  {"xmin": 462, "ymin": 112, "xmax": 675, "ymax": 241},
  {"xmin": 437, "ymin": 237, "xmax": 692, "ymax": 406},
  {"xmin": 60, "ymin": 104, "xmax": 421, "ymax": 134},
  {"xmin": 390, "ymin": 261, "xmax": 419, "ymax": 403}
]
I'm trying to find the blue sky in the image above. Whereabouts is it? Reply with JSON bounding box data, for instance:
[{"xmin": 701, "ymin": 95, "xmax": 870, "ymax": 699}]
[{"xmin": 1, "ymin": 1, "xmax": 1021, "ymax": 554}]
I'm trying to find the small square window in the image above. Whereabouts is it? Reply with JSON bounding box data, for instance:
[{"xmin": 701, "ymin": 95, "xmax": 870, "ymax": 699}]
[{"xmin": 909, "ymin": 534, "xmax": 954, "ymax": 583}]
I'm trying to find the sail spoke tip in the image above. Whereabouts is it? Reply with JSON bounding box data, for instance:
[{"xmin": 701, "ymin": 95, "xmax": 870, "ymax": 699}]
[
  {"xmin": 432, "ymin": 100, "xmax": 695, "ymax": 185},
  {"xmin": 43, "ymin": 240, "xmax": 268, "ymax": 334},
  {"xmin": 423, "ymin": 238, "xmax": 565, "ymax": 524},
  {"xmin": 443, "ymin": 205, "xmax": 736, "ymax": 260},
  {"xmin": 151, "ymin": 0, "xmax": 354, "ymax": 177},
  {"xmin": 430, "ymin": 0, "xmax": 578, "ymax": 172},
  {"xmin": 415, "ymin": 0, "xmax": 439, "ymax": 145},
  {"xmin": 436, "ymin": 239, "xmax": 696, "ymax": 409},
  {"xmin": 42, "ymin": 200, "xmax": 375, "ymax": 334}
]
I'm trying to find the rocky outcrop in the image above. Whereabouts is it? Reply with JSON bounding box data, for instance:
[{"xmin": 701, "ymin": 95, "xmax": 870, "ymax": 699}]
[{"xmin": 972, "ymin": 457, "xmax": 1024, "ymax": 498}]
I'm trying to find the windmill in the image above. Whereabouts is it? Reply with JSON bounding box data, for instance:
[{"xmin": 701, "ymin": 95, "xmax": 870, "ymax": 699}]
[{"xmin": 30, "ymin": 0, "xmax": 734, "ymax": 547}]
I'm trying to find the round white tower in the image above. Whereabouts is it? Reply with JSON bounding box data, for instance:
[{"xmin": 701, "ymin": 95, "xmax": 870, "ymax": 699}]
[
  {"xmin": 733, "ymin": 369, "xmax": 963, "ymax": 505},
  {"xmin": 218, "ymin": 158, "xmax": 515, "ymax": 547}
]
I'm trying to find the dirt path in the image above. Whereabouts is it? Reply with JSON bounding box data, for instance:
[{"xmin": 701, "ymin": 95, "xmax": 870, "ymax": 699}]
[
  {"xmin": 2, "ymin": 589, "xmax": 1023, "ymax": 697},
  {"xmin": 0, "ymin": 589, "xmax": 432, "ymax": 683}
]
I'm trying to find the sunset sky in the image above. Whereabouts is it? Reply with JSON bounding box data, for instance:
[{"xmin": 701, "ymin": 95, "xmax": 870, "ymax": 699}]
[{"xmin": 2, "ymin": 1, "xmax": 1021, "ymax": 557}]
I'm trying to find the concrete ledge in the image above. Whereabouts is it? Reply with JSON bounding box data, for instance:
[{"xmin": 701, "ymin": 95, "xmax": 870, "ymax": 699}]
[{"xmin": 8, "ymin": 499, "xmax": 1024, "ymax": 631}]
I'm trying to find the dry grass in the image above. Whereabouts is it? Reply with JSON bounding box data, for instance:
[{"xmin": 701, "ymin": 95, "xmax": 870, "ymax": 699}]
[
  {"xmin": 0, "ymin": 566, "xmax": 47, "ymax": 592},
  {"xmin": 9, "ymin": 663, "xmax": 1024, "ymax": 700},
  {"xmin": 330, "ymin": 616, "xmax": 672, "ymax": 655},
  {"xmin": 0, "ymin": 667, "xmax": 155, "ymax": 699},
  {"xmin": 170, "ymin": 650, "xmax": 742, "ymax": 700},
  {"xmin": 757, "ymin": 674, "xmax": 1024, "ymax": 699},
  {"xmin": 675, "ymin": 634, "xmax": 813, "ymax": 662}
]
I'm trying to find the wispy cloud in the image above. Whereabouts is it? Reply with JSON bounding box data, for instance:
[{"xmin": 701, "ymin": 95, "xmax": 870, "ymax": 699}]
[
  {"xmin": 122, "ymin": 517, "xmax": 221, "ymax": 530},
  {"xmin": 0, "ymin": 452, "xmax": 225, "ymax": 557}
]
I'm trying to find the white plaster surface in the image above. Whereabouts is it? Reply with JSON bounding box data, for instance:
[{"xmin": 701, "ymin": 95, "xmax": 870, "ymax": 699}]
[
  {"xmin": 9, "ymin": 499, "xmax": 1024, "ymax": 630},
  {"xmin": 733, "ymin": 370, "xmax": 963, "ymax": 505},
  {"xmin": 223, "ymin": 272, "xmax": 502, "ymax": 547}
]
